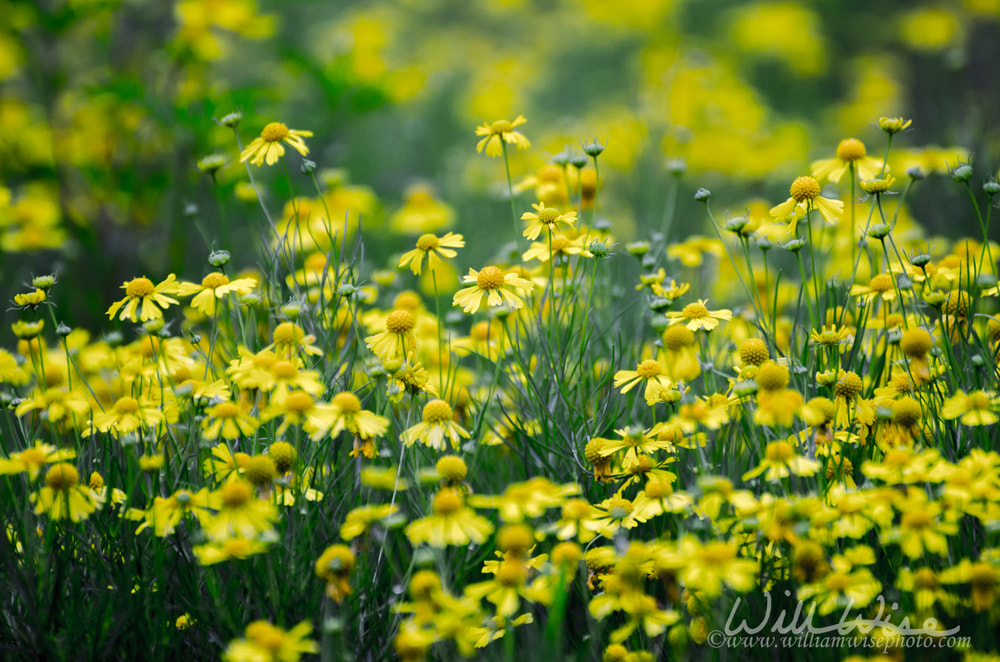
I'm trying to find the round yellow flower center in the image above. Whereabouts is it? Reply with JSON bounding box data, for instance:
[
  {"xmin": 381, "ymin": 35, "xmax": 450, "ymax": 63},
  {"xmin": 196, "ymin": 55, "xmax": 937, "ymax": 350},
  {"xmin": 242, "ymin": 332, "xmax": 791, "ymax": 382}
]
[
  {"xmin": 970, "ymin": 564, "xmax": 996, "ymax": 589},
  {"xmin": 201, "ymin": 272, "xmax": 230, "ymax": 289},
  {"xmin": 247, "ymin": 621, "xmax": 285, "ymax": 651},
  {"xmin": 552, "ymin": 542, "xmax": 582, "ymax": 567},
  {"xmin": 834, "ymin": 371, "xmax": 863, "ymax": 399},
  {"xmin": 551, "ymin": 236, "xmax": 571, "ymax": 252},
  {"xmin": 807, "ymin": 397, "xmax": 836, "ymax": 422},
  {"xmin": 20, "ymin": 447, "xmax": 48, "ymax": 469},
  {"xmin": 125, "ymin": 277, "xmax": 155, "ymax": 298},
  {"xmin": 644, "ymin": 479, "xmax": 666, "ymax": 498},
  {"xmin": 332, "ymin": 392, "xmax": 361, "ymax": 413},
  {"xmin": 223, "ymin": 538, "xmax": 252, "ymax": 556},
  {"xmin": 490, "ymin": 119, "xmax": 513, "ymax": 134},
  {"xmin": 789, "ymin": 176, "xmax": 821, "ymax": 202},
  {"xmin": 739, "ymin": 338, "xmax": 769, "ymax": 366},
  {"xmin": 607, "ymin": 496, "xmax": 633, "ymax": 519},
  {"xmin": 415, "ymin": 233, "xmax": 439, "ymax": 251},
  {"xmin": 261, "ymin": 122, "xmax": 290, "ymax": 143},
  {"xmin": 869, "ymin": 274, "xmax": 893, "ymax": 293},
  {"xmin": 476, "ymin": 266, "xmax": 506, "ymax": 291},
  {"xmin": 765, "ymin": 441, "xmax": 794, "ymax": 462},
  {"xmin": 662, "ymin": 324, "xmax": 695, "ymax": 350},
  {"xmin": 836, "ymin": 138, "xmax": 867, "ymax": 162},
  {"xmin": 271, "ymin": 361, "xmax": 297, "ymax": 379},
  {"xmin": 243, "ymin": 455, "xmax": 277, "ymax": 487},
  {"xmin": 394, "ymin": 291, "xmax": 422, "ymax": 311},
  {"xmin": 254, "ymin": 353, "xmax": 276, "ymax": 369},
  {"xmin": 436, "ymin": 455, "xmax": 467, "ymax": 482},
  {"xmin": 884, "ymin": 449, "xmax": 911, "ymax": 466},
  {"xmin": 892, "ymin": 397, "xmax": 923, "ymax": 426},
  {"xmin": 284, "ymin": 392, "xmax": 315, "ymax": 413},
  {"xmin": 496, "ymin": 561, "xmax": 527, "ymax": 587},
  {"xmin": 385, "ymin": 309, "xmax": 416, "ymax": 334},
  {"xmin": 221, "ymin": 480, "xmax": 253, "ymax": 508},
  {"xmin": 636, "ymin": 359, "xmax": 661, "ymax": 379},
  {"xmin": 213, "ymin": 402, "xmax": 240, "ymax": 419},
  {"xmin": 114, "ymin": 397, "xmax": 140, "ymax": 414},
  {"xmin": 268, "ymin": 441, "xmax": 297, "ymax": 473},
  {"xmin": 422, "ymin": 399, "xmax": 453, "ymax": 424},
  {"xmin": 824, "ymin": 572, "xmax": 852, "ymax": 592},
  {"xmin": 700, "ymin": 542, "xmax": 735, "ymax": 565},
  {"xmin": 410, "ymin": 570, "xmax": 442, "ymax": 599},
  {"xmin": 681, "ymin": 301, "xmax": 709, "ymax": 319},
  {"xmin": 756, "ymin": 362, "xmax": 789, "ymax": 391},
  {"xmin": 45, "ymin": 463, "xmax": 79, "ymax": 490},
  {"xmin": 900, "ymin": 328, "xmax": 933, "ymax": 358},
  {"xmin": 969, "ymin": 392, "xmax": 992, "ymax": 411},
  {"xmin": 538, "ymin": 207, "xmax": 560, "ymax": 223},
  {"xmin": 498, "ymin": 524, "xmax": 534, "ymax": 554},
  {"xmin": 272, "ymin": 322, "xmax": 301, "ymax": 346},
  {"xmin": 89, "ymin": 471, "xmax": 104, "ymax": 491},
  {"xmin": 913, "ymin": 568, "xmax": 939, "ymax": 590},
  {"xmin": 432, "ymin": 489, "xmax": 463, "ymax": 515},
  {"xmin": 563, "ymin": 498, "xmax": 592, "ymax": 519},
  {"xmin": 902, "ymin": 509, "xmax": 932, "ymax": 529}
]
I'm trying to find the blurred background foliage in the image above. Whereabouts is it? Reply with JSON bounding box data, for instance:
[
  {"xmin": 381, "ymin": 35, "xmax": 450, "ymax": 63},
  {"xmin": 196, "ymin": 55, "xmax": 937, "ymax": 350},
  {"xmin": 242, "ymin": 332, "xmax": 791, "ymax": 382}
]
[{"xmin": 1, "ymin": 0, "xmax": 999, "ymax": 331}]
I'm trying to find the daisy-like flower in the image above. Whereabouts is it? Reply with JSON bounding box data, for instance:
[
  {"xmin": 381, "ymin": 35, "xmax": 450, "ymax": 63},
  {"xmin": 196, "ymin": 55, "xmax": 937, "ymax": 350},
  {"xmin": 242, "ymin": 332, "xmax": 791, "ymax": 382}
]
[
  {"xmin": 406, "ymin": 487, "xmax": 494, "ymax": 547},
  {"xmin": 315, "ymin": 544, "xmax": 356, "ymax": 602},
  {"xmin": 665, "ymin": 298, "xmax": 732, "ymax": 332},
  {"xmin": 239, "ymin": 121, "xmax": 313, "ymax": 167},
  {"xmin": 474, "ymin": 115, "xmax": 530, "ymax": 157},
  {"xmin": 398, "ymin": 232, "xmax": 464, "ymax": 275},
  {"xmin": 465, "ymin": 559, "xmax": 534, "ymax": 618},
  {"xmin": 770, "ymin": 176, "xmax": 844, "ymax": 234},
  {"xmin": 202, "ymin": 401, "xmax": 260, "ymax": 440},
  {"xmin": 742, "ymin": 439, "xmax": 821, "ymax": 482},
  {"xmin": 106, "ymin": 275, "xmax": 182, "ymax": 322},
  {"xmin": 811, "ymin": 138, "xmax": 883, "ymax": 183},
  {"xmin": 266, "ymin": 322, "xmax": 322, "ymax": 364},
  {"xmin": 850, "ymin": 272, "xmax": 900, "ymax": 304},
  {"xmin": 365, "ymin": 309, "xmax": 418, "ymax": 362},
  {"xmin": 522, "ymin": 234, "xmax": 591, "ymax": 263},
  {"xmin": 797, "ymin": 556, "xmax": 882, "ymax": 615},
  {"xmin": 613, "ymin": 360, "xmax": 673, "ymax": 406},
  {"xmin": 677, "ymin": 537, "xmax": 758, "ymax": 598},
  {"xmin": 881, "ymin": 496, "xmax": 957, "ymax": 559},
  {"xmin": 31, "ymin": 463, "xmax": 105, "ymax": 522},
  {"xmin": 942, "ymin": 390, "xmax": 999, "ymax": 426},
  {"xmin": 452, "ymin": 265, "xmax": 534, "ymax": 314},
  {"xmin": 401, "ymin": 399, "xmax": 470, "ymax": 451},
  {"xmin": 91, "ymin": 395, "xmax": 165, "ymax": 437},
  {"xmin": 176, "ymin": 272, "xmax": 257, "ymax": 316},
  {"xmin": 0, "ymin": 441, "xmax": 76, "ymax": 480},
  {"xmin": 203, "ymin": 478, "xmax": 278, "ymax": 541},
  {"xmin": 222, "ymin": 621, "xmax": 317, "ymax": 662},
  {"xmin": 520, "ymin": 202, "xmax": 576, "ymax": 240}
]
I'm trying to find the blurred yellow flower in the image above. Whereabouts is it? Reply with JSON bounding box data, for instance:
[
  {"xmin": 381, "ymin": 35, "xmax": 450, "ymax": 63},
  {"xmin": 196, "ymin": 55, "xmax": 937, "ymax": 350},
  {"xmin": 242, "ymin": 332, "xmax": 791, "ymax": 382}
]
[
  {"xmin": 475, "ymin": 115, "xmax": 530, "ymax": 157},
  {"xmin": 240, "ymin": 122, "xmax": 313, "ymax": 166}
]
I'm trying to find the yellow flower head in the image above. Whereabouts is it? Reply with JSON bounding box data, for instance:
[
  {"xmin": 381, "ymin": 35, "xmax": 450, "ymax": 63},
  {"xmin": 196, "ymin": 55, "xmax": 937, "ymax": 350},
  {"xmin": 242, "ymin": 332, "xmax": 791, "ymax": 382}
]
[
  {"xmin": 452, "ymin": 265, "xmax": 534, "ymax": 314},
  {"xmin": 240, "ymin": 121, "xmax": 313, "ymax": 167},
  {"xmin": 106, "ymin": 275, "xmax": 181, "ymax": 322},
  {"xmin": 475, "ymin": 115, "xmax": 530, "ymax": 157}
]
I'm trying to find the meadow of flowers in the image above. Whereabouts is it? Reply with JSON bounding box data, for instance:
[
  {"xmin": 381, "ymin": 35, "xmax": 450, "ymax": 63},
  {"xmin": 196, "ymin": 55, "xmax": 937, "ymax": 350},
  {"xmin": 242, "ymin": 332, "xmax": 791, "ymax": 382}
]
[{"xmin": 3, "ymin": 1, "xmax": 1000, "ymax": 661}]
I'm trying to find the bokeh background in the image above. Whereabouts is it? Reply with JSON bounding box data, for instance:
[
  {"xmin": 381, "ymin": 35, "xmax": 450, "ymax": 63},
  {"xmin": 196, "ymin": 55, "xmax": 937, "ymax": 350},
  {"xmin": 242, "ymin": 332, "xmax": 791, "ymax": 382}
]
[{"xmin": 2, "ymin": 0, "xmax": 999, "ymax": 330}]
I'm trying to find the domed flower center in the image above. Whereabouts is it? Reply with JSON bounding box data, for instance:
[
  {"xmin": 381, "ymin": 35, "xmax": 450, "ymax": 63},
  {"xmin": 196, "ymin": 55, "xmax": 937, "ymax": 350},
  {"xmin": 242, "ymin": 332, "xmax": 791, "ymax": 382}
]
[
  {"xmin": 254, "ymin": 353, "xmax": 277, "ymax": 369},
  {"xmin": 271, "ymin": 361, "xmax": 297, "ymax": 379},
  {"xmin": 681, "ymin": 301, "xmax": 709, "ymax": 319},
  {"xmin": 332, "ymin": 392, "xmax": 362, "ymax": 413},
  {"xmin": 700, "ymin": 542, "xmax": 735, "ymax": 566},
  {"xmin": 201, "ymin": 272, "xmax": 230, "ymax": 289},
  {"xmin": 551, "ymin": 237, "xmax": 571, "ymax": 252},
  {"xmin": 902, "ymin": 509, "xmax": 932, "ymax": 529},
  {"xmin": 45, "ymin": 463, "xmax": 79, "ymax": 490},
  {"xmin": 970, "ymin": 564, "xmax": 996, "ymax": 589},
  {"xmin": 476, "ymin": 266, "xmax": 506, "ymax": 290},
  {"xmin": 247, "ymin": 621, "xmax": 286, "ymax": 651},
  {"xmin": 789, "ymin": 176, "xmax": 821, "ymax": 202},
  {"xmin": 261, "ymin": 122, "xmax": 289, "ymax": 142},
  {"xmin": 174, "ymin": 490, "xmax": 192, "ymax": 507},
  {"xmin": 834, "ymin": 371, "xmax": 863, "ymax": 399},
  {"xmin": 415, "ymin": 233, "xmax": 439, "ymax": 251},
  {"xmin": 884, "ymin": 449, "xmax": 911, "ymax": 466},
  {"xmin": 385, "ymin": 309, "xmax": 416, "ymax": 334},
  {"xmin": 538, "ymin": 207, "xmax": 560, "ymax": 223},
  {"xmin": 836, "ymin": 138, "xmax": 867, "ymax": 162},
  {"xmin": 20, "ymin": 448, "xmax": 48, "ymax": 469},
  {"xmin": 436, "ymin": 455, "xmax": 467, "ymax": 482},
  {"xmin": 915, "ymin": 569, "xmax": 941, "ymax": 590},
  {"xmin": 268, "ymin": 441, "xmax": 297, "ymax": 473},
  {"xmin": 272, "ymin": 322, "xmax": 301, "ymax": 346},
  {"xmin": 969, "ymin": 392, "xmax": 992, "ymax": 410},
  {"xmin": 892, "ymin": 397, "xmax": 922, "ymax": 426},
  {"xmin": 432, "ymin": 489, "xmax": 463, "ymax": 515},
  {"xmin": 125, "ymin": 277, "xmax": 155, "ymax": 298},
  {"xmin": 496, "ymin": 561, "xmax": 527, "ymax": 587},
  {"xmin": 869, "ymin": 274, "xmax": 893, "ymax": 293},
  {"xmin": 608, "ymin": 497, "xmax": 633, "ymax": 519},
  {"xmin": 223, "ymin": 538, "xmax": 252, "ymax": 556},
  {"xmin": 636, "ymin": 360, "xmax": 661, "ymax": 379},
  {"xmin": 243, "ymin": 455, "xmax": 276, "ymax": 486},
  {"xmin": 213, "ymin": 402, "xmax": 240, "ymax": 419},
  {"xmin": 284, "ymin": 392, "xmax": 315, "ymax": 413},
  {"xmin": 221, "ymin": 479, "xmax": 253, "ymax": 508},
  {"xmin": 489, "ymin": 120, "xmax": 513, "ymax": 134},
  {"xmin": 114, "ymin": 397, "xmax": 140, "ymax": 414},
  {"xmin": 765, "ymin": 441, "xmax": 794, "ymax": 462},
  {"xmin": 824, "ymin": 572, "xmax": 852, "ymax": 592},
  {"xmin": 422, "ymin": 399, "xmax": 453, "ymax": 423},
  {"xmin": 756, "ymin": 363, "xmax": 790, "ymax": 391},
  {"xmin": 739, "ymin": 338, "xmax": 768, "ymax": 366},
  {"xmin": 662, "ymin": 325, "xmax": 695, "ymax": 350}
]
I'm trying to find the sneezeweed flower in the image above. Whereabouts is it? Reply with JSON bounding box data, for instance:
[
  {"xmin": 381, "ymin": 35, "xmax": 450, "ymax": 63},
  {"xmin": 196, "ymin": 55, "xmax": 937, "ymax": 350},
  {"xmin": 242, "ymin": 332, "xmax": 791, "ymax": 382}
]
[
  {"xmin": 398, "ymin": 232, "xmax": 465, "ymax": 275},
  {"xmin": 475, "ymin": 115, "xmax": 530, "ymax": 157},
  {"xmin": 742, "ymin": 438, "xmax": 821, "ymax": 481},
  {"xmin": 222, "ymin": 621, "xmax": 317, "ymax": 662},
  {"xmin": 406, "ymin": 487, "xmax": 494, "ymax": 547},
  {"xmin": 811, "ymin": 138, "xmax": 882, "ymax": 183},
  {"xmin": 176, "ymin": 272, "xmax": 256, "ymax": 316},
  {"xmin": 882, "ymin": 497, "xmax": 957, "ymax": 559},
  {"xmin": 585, "ymin": 495, "xmax": 645, "ymax": 537},
  {"xmin": 31, "ymin": 463, "xmax": 104, "ymax": 522},
  {"xmin": 520, "ymin": 202, "xmax": 576, "ymax": 240},
  {"xmin": 860, "ymin": 175, "xmax": 896, "ymax": 195},
  {"xmin": 240, "ymin": 122, "xmax": 313, "ymax": 167},
  {"xmin": 665, "ymin": 298, "xmax": 732, "ymax": 332},
  {"xmin": 340, "ymin": 504, "xmax": 399, "ymax": 541},
  {"xmin": 770, "ymin": 176, "xmax": 844, "ymax": 233},
  {"xmin": 365, "ymin": 309, "xmax": 417, "ymax": 362},
  {"xmin": 266, "ymin": 322, "xmax": 322, "ymax": 363},
  {"xmin": 315, "ymin": 544, "xmax": 356, "ymax": 602},
  {"xmin": 137, "ymin": 488, "xmax": 215, "ymax": 537},
  {"xmin": 850, "ymin": 273, "xmax": 900, "ymax": 304},
  {"xmin": 401, "ymin": 399, "xmax": 470, "ymax": 450},
  {"xmin": 452, "ymin": 265, "xmax": 534, "ymax": 314},
  {"xmin": 193, "ymin": 537, "xmax": 272, "ymax": 566},
  {"xmin": 106, "ymin": 275, "xmax": 182, "ymax": 322},
  {"xmin": 0, "ymin": 441, "xmax": 76, "ymax": 480},
  {"xmin": 613, "ymin": 359, "xmax": 673, "ymax": 406},
  {"xmin": 878, "ymin": 117, "xmax": 913, "ymax": 135},
  {"xmin": 522, "ymin": 234, "xmax": 592, "ymax": 263},
  {"xmin": 204, "ymin": 478, "xmax": 278, "ymax": 541},
  {"xmin": 942, "ymin": 390, "xmax": 999, "ymax": 426},
  {"xmin": 13, "ymin": 288, "xmax": 46, "ymax": 309},
  {"xmin": 939, "ymin": 559, "xmax": 1000, "ymax": 612},
  {"xmin": 202, "ymin": 401, "xmax": 260, "ymax": 440},
  {"xmin": 678, "ymin": 537, "xmax": 757, "ymax": 598},
  {"xmin": 91, "ymin": 395, "xmax": 165, "ymax": 437},
  {"xmin": 469, "ymin": 477, "xmax": 578, "ymax": 522},
  {"xmin": 325, "ymin": 391, "xmax": 390, "ymax": 442},
  {"xmin": 797, "ymin": 556, "xmax": 882, "ymax": 615}
]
